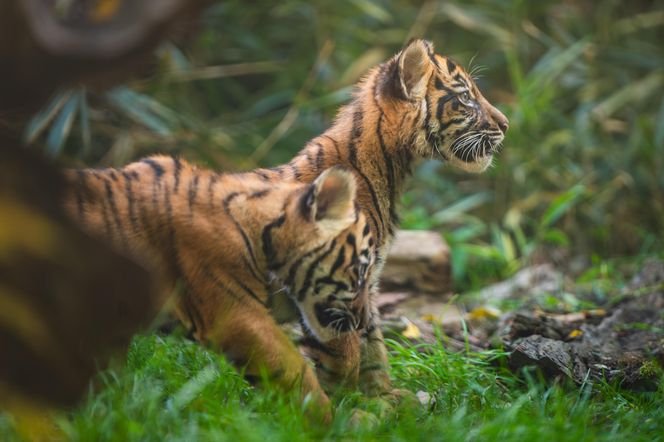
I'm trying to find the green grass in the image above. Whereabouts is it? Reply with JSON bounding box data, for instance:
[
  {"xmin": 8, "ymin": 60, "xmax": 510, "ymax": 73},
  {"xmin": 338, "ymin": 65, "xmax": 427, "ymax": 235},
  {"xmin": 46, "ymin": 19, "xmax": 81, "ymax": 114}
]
[{"xmin": 3, "ymin": 333, "xmax": 662, "ymax": 441}]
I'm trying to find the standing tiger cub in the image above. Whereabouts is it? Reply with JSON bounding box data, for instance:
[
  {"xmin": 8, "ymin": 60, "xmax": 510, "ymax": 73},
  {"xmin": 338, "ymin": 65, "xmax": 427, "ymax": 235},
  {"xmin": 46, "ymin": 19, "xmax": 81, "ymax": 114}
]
[
  {"xmin": 62, "ymin": 157, "xmax": 375, "ymax": 417},
  {"xmin": 248, "ymin": 39, "xmax": 509, "ymax": 397}
]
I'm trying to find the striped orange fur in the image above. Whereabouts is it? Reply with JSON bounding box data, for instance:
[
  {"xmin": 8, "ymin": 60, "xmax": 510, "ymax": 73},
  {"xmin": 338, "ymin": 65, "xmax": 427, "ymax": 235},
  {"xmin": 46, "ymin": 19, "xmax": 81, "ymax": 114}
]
[
  {"xmin": 62, "ymin": 158, "xmax": 375, "ymax": 418},
  {"xmin": 243, "ymin": 39, "xmax": 509, "ymax": 396}
]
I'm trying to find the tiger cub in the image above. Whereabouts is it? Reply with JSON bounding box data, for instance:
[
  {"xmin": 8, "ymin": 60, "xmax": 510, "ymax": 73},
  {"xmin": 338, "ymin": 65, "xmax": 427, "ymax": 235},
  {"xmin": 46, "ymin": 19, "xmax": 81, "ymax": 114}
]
[
  {"xmin": 246, "ymin": 39, "xmax": 509, "ymax": 397},
  {"xmin": 62, "ymin": 157, "xmax": 375, "ymax": 414}
]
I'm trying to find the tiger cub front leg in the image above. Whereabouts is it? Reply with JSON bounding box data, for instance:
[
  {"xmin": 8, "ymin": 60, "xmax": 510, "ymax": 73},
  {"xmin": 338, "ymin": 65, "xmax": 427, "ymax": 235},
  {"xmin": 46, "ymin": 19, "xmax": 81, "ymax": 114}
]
[
  {"xmin": 358, "ymin": 304, "xmax": 392, "ymax": 396},
  {"xmin": 359, "ymin": 291, "xmax": 419, "ymax": 410},
  {"xmin": 204, "ymin": 302, "xmax": 332, "ymax": 421},
  {"xmin": 301, "ymin": 331, "xmax": 361, "ymax": 393}
]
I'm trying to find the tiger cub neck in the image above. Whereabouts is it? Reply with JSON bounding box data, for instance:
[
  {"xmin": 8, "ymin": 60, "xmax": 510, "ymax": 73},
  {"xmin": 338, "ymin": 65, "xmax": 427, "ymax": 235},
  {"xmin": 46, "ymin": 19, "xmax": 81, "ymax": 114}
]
[{"xmin": 263, "ymin": 67, "xmax": 415, "ymax": 250}]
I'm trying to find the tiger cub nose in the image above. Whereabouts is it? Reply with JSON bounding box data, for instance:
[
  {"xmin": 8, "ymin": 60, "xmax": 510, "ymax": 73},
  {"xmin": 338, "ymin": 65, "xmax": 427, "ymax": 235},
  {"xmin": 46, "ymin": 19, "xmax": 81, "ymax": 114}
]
[
  {"xmin": 498, "ymin": 118, "xmax": 509, "ymax": 134},
  {"xmin": 492, "ymin": 109, "xmax": 509, "ymax": 134}
]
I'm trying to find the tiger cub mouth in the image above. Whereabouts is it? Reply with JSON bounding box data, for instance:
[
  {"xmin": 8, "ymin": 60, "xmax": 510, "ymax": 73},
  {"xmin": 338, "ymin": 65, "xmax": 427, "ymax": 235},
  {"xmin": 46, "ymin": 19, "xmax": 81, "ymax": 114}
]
[{"xmin": 450, "ymin": 131, "xmax": 504, "ymax": 163}]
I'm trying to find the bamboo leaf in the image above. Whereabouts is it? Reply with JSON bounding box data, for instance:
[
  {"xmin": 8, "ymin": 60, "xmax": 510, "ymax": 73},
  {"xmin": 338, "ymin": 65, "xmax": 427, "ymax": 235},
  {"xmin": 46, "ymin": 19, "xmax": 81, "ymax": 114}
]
[
  {"xmin": 24, "ymin": 90, "xmax": 72, "ymax": 145},
  {"xmin": 431, "ymin": 193, "xmax": 491, "ymax": 225},
  {"xmin": 45, "ymin": 92, "xmax": 79, "ymax": 158}
]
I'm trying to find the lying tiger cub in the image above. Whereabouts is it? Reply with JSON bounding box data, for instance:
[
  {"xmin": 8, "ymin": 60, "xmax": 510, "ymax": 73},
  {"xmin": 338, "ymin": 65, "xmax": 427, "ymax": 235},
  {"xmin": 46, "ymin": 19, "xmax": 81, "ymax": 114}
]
[{"xmin": 63, "ymin": 158, "xmax": 374, "ymax": 418}]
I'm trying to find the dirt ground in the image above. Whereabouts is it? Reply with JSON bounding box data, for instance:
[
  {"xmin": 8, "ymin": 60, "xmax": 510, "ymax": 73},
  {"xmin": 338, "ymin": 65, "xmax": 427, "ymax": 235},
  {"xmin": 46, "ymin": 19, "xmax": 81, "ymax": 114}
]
[{"xmin": 379, "ymin": 260, "xmax": 664, "ymax": 390}]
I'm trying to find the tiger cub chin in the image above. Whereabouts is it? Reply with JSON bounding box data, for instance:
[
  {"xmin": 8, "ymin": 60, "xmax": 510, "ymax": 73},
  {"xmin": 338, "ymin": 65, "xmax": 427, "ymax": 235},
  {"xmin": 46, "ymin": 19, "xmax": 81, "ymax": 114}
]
[{"xmin": 62, "ymin": 156, "xmax": 375, "ymax": 415}]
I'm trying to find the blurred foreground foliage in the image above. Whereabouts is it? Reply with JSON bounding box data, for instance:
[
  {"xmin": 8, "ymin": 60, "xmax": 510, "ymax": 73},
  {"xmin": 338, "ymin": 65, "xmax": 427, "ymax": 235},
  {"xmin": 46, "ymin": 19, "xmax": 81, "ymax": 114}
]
[{"xmin": 27, "ymin": 0, "xmax": 664, "ymax": 290}]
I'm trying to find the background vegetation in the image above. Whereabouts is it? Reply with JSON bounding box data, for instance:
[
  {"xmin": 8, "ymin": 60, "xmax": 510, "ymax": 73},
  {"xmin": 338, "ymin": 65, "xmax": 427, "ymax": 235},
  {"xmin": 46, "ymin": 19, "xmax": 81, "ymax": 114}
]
[
  {"xmin": 8, "ymin": 0, "xmax": 663, "ymax": 440},
  {"xmin": 27, "ymin": 0, "xmax": 664, "ymax": 290}
]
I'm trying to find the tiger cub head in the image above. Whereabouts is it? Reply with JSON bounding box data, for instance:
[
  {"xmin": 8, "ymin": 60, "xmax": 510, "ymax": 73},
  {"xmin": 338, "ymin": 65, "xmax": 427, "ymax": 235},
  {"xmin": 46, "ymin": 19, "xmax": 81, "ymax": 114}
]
[
  {"xmin": 270, "ymin": 167, "xmax": 374, "ymax": 342},
  {"xmin": 379, "ymin": 39, "xmax": 509, "ymax": 173}
]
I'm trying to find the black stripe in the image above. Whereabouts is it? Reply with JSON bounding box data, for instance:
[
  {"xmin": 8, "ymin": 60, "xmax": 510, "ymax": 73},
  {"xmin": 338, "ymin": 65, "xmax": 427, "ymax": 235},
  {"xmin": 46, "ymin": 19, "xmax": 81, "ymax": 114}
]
[
  {"xmin": 284, "ymin": 241, "xmax": 328, "ymax": 288},
  {"xmin": 347, "ymin": 107, "xmax": 363, "ymax": 166},
  {"xmin": 369, "ymin": 77, "xmax": 390, "ymax": 197},
  {"xmin": 436, "ymin": 94, "xmax": 456, "ymax": 121},
  {"xmin": 321, "ymin": 135, "xmax": 342, "ymax": 161},
  {"xmin": 290, "ymin": 163, "xmax": 303, "ymax": 181},
  {"xmin": 299, "ymin": 185, "xmax": 315, "ymax": 220},
  {"xmin": 314, "ymin": 276, "xmax": 350, "ymax": 294},
  {"xmin": 229, "ymin": 273, "xmax": 267, "ymax": 306},
  {"xmin": 208, "ymin": 174, "xmax": 219, "ymax": 209},
  {"xmin": 271, "ymin": 165, "xmax": 286, "ymax": 177},
  {"xmin": 453, "ymin": 73, "xmax": 468, "ymax": 88},
  {"xmin": 346, "ymin": 104, "xmax": 385, "ymax": 245},
  {"xmin": 178, "ymin": 274, "xmax": 206, "ymax": 338},
  {"xmin": 223, "ymin": 192, "xmax": 262, "ymax": 281},
  {"xmin": 187, "ymin": 174, "xmax": 200, "ymax": 215},
  {"xmin": 261, "ymin": 213, "xmax": 286, "ymax": 268},
  {"xmin": 296, "ymin": 239, "xmax": 338, "ymax": 301},
  {"xmin": 315, "ymin": 143, "xmax": 325, "ymax": 172},
  {"xmin": 163, "ymin": 178, "xmax": 178, "ymax": 264},
  {"xmin": 98, "ymin": 182, "xmax": 113, "ymax": 239},
  {"xmin": 103, "ymin": 177, "xmax": 128, "ymax": 245},
  {"xmin": 201, "ymin": 263, "xmax": 244, "ymax": 304},
  {"xmin": 305, "ymin": 148, "xmax": 316, "ymax": 169},
  {"xmin": 136, "ymin": 184, "xmax": 157, "ymax": 249},
  {"xmin": 76, "ymin": 170, "xmax": 86, "ymax": 222},
  {"xmin": 359, "ymin": 364, "xmax": 386, "ymax": 374},
  {"xmin": 375, "ymin": 114, "xmax": 396, "ymax": 226},
  {"xmin": 440, "ymin": 117, "xmax": 466, "ymax": 132},
  {"xmin": 427, "ymin": 49, "xmax": 441, "ymax": 70},
  {"xmin": 173, "ymin": 157, "xmax": 182, "ymax": 193},
  {"xmin": 142, "ymin": 158, "xmax": 164, "ymax": 178},
  {"xmin": 435, "ymin": 77, "xmax": 454, "ymax": 93},
  {"xmin": 248, "ymin": 188, "xmax": 270, "ymax": 199},
  {"xmin": 253, "ymin": 169, "xmax": 271, "ymax": 181},
  {"xmin": 329, "ymin": 245, "xmax": 346, "ymax": 277},
  {"xmin": 423, "ymin": 93, "xmax": 432, "ymax": 135},
  {"xmin": 446, "ymin": 58, "xmax": 457, "ymax": 73},
  {"xmin": 122, "ymin": 171, "xmax": 139, "ymax": 233}
]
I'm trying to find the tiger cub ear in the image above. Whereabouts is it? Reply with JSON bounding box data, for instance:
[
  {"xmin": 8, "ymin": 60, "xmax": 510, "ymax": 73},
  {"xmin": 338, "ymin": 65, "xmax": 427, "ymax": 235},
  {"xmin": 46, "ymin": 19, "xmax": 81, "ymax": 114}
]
[
  {"xmin": 305, "ymin": 167, "xmax": 357, "ymax": 231},
  {"xmin": 395, "ymin": 39, "xmax": 434, "ymax": 99}
]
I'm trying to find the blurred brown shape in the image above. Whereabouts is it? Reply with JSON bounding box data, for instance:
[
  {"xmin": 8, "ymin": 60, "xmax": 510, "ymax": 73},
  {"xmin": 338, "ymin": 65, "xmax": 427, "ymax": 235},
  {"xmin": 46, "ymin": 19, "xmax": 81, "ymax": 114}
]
[
  {"xmin": 0, "ymin": 145, "xmax": 166, "ymax": 408},
  {"xmin": 0, "ymin": 0, "xmax": 211, "ymax": 114},
  {"xmin": 0, "ymin": 0, "xmax": 210, "ymax": 414}
]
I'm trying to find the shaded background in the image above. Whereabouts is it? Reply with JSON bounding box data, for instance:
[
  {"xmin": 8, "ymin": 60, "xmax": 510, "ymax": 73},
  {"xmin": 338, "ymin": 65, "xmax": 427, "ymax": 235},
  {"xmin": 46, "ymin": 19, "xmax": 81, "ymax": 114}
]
[{"xmin": 25, "ymin": 0, "xmax": 664, "ymax": 290}]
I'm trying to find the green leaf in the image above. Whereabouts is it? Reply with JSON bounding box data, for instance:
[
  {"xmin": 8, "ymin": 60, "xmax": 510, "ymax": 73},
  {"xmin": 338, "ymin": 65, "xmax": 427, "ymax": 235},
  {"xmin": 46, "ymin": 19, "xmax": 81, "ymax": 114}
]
[
  {"xmin": 24, "ymin": 90, "xmax": 72, "ymax": 145},
  {"xmin": 45, "ymin": 92, "xmax": 79, "ymax": 158},
  {"xmin": 350, "ymin": 0, "xmax": 392, "ymax": 23},
  {"xmin": 431, "ymin": 193, "xmax": 491, "ymax": 225},
  {"xmin": 460, "ymin": 244, "xmax": 504, "ymax": 260},
  {"xmin": 539, "ymin": 184, "xmax": 585, "ymax": 229},
  {"xmin": 106, "ymin": 87, "xmax": 176, "ymax": 136},
  {"xmin": 541, "ymin": 228, "xmax": 570, "ymax": 246}
]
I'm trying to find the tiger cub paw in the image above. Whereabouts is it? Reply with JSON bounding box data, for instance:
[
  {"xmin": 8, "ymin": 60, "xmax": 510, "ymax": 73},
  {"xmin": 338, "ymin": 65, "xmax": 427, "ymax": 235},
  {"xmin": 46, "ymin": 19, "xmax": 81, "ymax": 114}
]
[
  {"xmin": 347, "ymin": 408, "xmax": 379, "ymax": 429},
  {"xmin": 360, "ymin": 388, "xmax": 422, "ymax": 419},
  {"xmin": 380, "ymin": 387, "xmax": 420, "ymax": 409}
]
